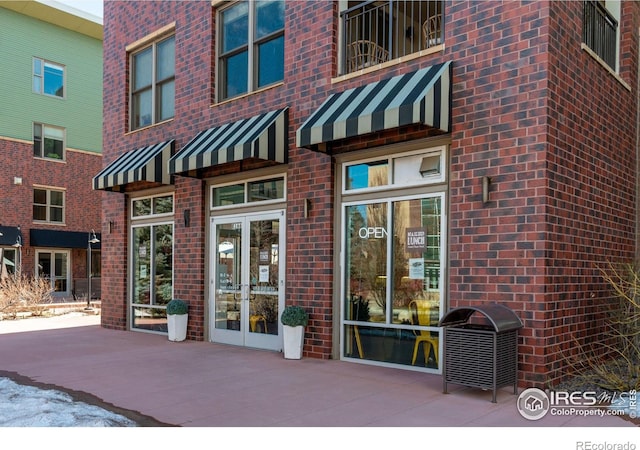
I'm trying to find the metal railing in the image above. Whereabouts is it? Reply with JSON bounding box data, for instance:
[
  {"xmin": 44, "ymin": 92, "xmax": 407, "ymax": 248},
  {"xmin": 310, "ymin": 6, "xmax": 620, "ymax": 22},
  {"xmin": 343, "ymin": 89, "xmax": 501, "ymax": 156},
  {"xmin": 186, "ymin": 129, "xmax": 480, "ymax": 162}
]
[
  {"xmin": 583, "ymin": 0, "xmax": 617, "ymax": 69},
  {"xmin": 341, "ymin": 0, "xmax": 442, "ymax": 75}
]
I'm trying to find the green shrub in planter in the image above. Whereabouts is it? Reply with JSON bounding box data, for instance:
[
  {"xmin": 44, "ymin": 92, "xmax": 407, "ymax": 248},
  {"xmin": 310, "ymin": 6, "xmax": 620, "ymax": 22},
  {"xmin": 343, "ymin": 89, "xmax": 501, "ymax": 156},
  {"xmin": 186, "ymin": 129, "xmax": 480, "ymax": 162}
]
[
  {"xmin": 280, "ymin": 305, "xmax": 309, "ymax": 327},
  {"xmin": 166, "ymin": 299, "xmax": 188, "ymax": 315}
]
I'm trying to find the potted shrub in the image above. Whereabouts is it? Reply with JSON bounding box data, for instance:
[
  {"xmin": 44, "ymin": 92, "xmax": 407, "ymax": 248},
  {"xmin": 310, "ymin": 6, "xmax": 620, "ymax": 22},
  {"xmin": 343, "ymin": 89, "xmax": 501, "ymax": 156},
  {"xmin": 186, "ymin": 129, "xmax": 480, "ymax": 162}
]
[
  {"xmin": 166, "ymin": 299, "xmax": 188, "ymax": 342},
  {"xmin": 280, "ymin": 305, "xmax": 308, "ymax": 359}
]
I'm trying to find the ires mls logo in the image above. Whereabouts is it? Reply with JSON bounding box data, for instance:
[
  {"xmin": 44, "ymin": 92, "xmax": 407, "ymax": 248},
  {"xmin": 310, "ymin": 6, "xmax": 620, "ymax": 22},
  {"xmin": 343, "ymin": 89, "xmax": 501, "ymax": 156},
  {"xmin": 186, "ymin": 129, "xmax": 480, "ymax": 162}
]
[{"xmin": 517, "ymin": 388, "xmax": 550, "ymax": 420}]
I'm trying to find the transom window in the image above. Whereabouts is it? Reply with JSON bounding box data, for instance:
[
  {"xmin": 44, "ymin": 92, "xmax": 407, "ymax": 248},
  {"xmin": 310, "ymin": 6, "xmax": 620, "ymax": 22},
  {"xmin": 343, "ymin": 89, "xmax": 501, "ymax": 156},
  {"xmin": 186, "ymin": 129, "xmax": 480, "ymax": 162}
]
[
  {"xmin": 341, "ymin": 1, "xmax": 443, "ymax": 75},
  {"xmin": 33, "ymin": 123, "xmax": 65, "ymax": 160},
  {"xmin": 343, "ymin": 148, "xmax": 445, "ymax": 193},
  {"xmin": 218, "ymin": 0, "xmax": 285, "ymax": 100},
  {"xmin": 130, "ymin": 34, "xmax": 175, "ymax": 130},
  {"xmin": 33, "ymin": 188, "xmax": 65, "ymax": 223},
  {"xmin": 132, "ymin": 194, "xmax": 174, "ymax": 219},
  {"xmin": 33, "ymin": 58, "xmax": 65, "ymax": 98},
  {"xmin": 211, "ymin": 176, "xmax": 285, "ymax": 208}
]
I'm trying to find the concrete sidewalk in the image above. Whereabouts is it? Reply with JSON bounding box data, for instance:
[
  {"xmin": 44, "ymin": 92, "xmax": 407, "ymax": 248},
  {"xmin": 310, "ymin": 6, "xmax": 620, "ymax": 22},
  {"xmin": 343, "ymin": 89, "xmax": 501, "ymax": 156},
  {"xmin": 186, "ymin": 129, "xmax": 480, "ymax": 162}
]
[{"xmin": 0, "ymin": 314, "xmax": 635, "ymax": 428}]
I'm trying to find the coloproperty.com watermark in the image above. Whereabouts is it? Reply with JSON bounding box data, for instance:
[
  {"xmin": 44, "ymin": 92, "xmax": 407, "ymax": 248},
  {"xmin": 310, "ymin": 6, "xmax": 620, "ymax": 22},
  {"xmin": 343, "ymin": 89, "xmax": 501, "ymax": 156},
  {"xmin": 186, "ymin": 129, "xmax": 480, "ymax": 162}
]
[{"xmin": 516, "ymin": 387, "xmax": 637, "ymax": 421}]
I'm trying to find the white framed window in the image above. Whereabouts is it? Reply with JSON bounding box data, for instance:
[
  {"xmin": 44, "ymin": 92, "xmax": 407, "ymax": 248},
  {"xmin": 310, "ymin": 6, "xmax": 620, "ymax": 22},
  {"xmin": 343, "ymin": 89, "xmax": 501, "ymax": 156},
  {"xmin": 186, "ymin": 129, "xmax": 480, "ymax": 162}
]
[
  {"xmin": 33, "ymin": 187, "xmax": 65, "ymax": 224},
  {"xmin": 33, "ymin": 58, "xmax": 65, "ymax": 98},
  {"xmin": 36, "ymin": 250, "xmax": 70, "ymax": 295},
  {"xmin": 33, "ymin": 123, "xmax": 65, "ymax": 160},
  {"xmin": 130, "ymin": 191, "xmax": 174, "ymax": 333},
  {"xmin": 342, "ymin": 146, "xmax": 446, "ymax": 194},
  {"xmin": 130, "ymin": 34, "xmax": 175, "ymax": 130},
  {"xmin": 339, "ymin": 145, "xmax": 447, "ymax": 373},
  {"xmin": 211, "ymin": 175, "xmax": 286, "ymax": 209},
  {"xmin": 131, "ymin": 193, "xmax": 174, "ymax": 219},
  {"xmin": 218, "ymin": 0, "xmax": 285, "ymax": 100}
]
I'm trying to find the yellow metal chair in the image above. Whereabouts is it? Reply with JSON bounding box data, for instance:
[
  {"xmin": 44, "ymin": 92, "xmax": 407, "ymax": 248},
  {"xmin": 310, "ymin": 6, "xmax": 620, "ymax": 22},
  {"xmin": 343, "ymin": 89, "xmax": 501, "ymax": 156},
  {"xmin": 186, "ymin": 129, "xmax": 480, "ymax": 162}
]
[
  {"xmin": 249, "ymin": 315, "xmax": 268, "ymax": 333},
  {"xmin": 409, "ymin": 299, "xmax": 439, "ymax": 366}
]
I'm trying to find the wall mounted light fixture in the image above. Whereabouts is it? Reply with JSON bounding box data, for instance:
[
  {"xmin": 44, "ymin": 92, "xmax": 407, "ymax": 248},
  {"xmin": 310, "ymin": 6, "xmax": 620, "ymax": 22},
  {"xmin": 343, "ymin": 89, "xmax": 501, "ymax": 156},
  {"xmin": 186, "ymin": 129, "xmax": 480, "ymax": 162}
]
[
  {"xmin": 482, "ymin": 176, "xmax": 492, "ymax": 204},
  {"xmin": 304, "ymin": 198, "xmax": 312, "ymax": 218},
  {"xmin": 184, "ymin": 209, "xmax": 191, "ymax": 227}
]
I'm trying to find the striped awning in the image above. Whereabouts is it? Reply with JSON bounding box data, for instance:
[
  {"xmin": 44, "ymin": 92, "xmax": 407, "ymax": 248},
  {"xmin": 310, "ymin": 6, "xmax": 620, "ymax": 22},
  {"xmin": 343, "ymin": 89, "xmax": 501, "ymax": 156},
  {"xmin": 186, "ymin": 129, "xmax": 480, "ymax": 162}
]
[
  {"xmin": 169, "ymin": 108, "xmax": 288, "ymax": 176},
  {"xmin": 93, "ymin": 140, "xmax": 174, "ymax": 191},
  {"xmin": 296, "ymin": 61, "xmax": 451, "ymax": 150}
]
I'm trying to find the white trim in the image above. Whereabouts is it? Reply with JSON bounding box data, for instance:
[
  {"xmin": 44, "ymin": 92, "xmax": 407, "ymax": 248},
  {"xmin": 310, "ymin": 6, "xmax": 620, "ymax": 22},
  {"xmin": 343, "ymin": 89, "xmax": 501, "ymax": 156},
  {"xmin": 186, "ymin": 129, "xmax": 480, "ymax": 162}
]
[{"xmin": 339, "ymin": 175, "xmax": 446, "ymax": 374}]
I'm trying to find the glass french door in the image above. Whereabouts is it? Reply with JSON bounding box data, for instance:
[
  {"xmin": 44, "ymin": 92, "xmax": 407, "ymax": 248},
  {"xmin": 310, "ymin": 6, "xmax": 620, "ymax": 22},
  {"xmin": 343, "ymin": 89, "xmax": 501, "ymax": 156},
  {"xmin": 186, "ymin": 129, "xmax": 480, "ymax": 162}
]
[
  {"xmin": 211, "ymin": 211, "xmax": 284, "ymax": 351},
  {"xmin": 36, "ymin": 250, "xmax": 70, "ymax": 295}
]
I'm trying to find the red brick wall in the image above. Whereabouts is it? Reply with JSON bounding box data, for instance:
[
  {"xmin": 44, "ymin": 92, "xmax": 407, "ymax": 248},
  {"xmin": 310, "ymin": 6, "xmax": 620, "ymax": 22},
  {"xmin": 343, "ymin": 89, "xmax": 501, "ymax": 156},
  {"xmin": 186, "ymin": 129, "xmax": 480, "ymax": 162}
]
[
  {"xmin": 0, "ymin": 137, "xmax": 102, "ymax": 280},
  {"xmin": 447, "ymin": 1, "xmax": 638, "ymax": 387},
  {"xmin": 102, "ymin": 1, "xmax": 640, "ymax": 385}
]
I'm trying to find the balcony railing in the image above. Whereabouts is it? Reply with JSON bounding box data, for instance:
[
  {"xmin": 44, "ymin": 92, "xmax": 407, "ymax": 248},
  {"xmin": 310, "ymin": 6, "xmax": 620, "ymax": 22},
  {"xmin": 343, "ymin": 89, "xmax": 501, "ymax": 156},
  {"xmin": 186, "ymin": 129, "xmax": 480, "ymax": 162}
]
[
  {"xmin": 341, "ymin": 1, "xmax": 442, "ymax": 75},
  {"xmin": 583, "ymin": 0, "xmax": 617, "ymax": 69}
]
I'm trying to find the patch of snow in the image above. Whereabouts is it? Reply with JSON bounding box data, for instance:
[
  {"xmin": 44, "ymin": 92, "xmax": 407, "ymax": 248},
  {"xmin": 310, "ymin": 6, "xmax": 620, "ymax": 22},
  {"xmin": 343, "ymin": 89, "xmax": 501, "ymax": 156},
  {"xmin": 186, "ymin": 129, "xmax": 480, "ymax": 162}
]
[{"xmin": 0, "ymin": 378, "xmax": 137, "ymax": 427}]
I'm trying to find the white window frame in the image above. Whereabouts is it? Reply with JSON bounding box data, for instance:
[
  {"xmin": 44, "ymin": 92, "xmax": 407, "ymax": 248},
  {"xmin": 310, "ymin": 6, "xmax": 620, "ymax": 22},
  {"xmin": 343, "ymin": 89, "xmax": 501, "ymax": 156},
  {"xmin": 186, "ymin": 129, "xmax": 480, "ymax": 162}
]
[
  {"xmin": 210, "ymin": 174, "xmax": 287, "ymax": 211},
  {"xmin": 131, "ymin": 193, "xmax": 175, "ymax": 220},
  {"xmin": 33, "ymin": 123, "xmax": 66, "ymax": 161},
  {"xmin": 35, "ymin": 249, "xmax": 71, "ymax": 295},
  {"xmin": 342, "ymin": 146, "xmax": 446, "ymax": 195},
  {"xmin": 32, "ymin": 57, "xmax": 65, "ymax": 98}
]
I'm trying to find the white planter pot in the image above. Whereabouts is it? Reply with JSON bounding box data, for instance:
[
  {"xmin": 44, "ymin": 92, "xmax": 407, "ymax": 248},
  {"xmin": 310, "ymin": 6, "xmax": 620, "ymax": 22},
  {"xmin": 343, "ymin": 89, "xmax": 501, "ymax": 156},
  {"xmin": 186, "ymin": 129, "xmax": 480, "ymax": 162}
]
[
  {"xmin": 283, "ymin": 325, "xmax": 305, "ymax": 359},
  {"xmin": 167, "ymin": 314, "xmax": 188, "ymax": 342}
]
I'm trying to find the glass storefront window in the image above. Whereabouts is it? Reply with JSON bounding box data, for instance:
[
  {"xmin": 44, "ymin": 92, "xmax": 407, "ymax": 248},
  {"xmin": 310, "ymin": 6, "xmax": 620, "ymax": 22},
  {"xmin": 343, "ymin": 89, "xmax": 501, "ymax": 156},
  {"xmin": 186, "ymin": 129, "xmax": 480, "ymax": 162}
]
[
  {"xmin": 343, "ymin": 195, "xmax": 443, "ymax": 370},
  {"xmin": 345, "ymin": 202, "xmax": 388, "ymax": 323},
  {"xmin": 132, "ymin": 224, "xmax": 173, "ymax": 307}
]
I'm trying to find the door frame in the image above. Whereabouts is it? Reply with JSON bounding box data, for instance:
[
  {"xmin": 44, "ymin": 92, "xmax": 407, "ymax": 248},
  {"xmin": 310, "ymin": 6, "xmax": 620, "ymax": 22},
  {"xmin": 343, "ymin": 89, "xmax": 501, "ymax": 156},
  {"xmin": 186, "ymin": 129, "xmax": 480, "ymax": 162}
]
[{"xmin": 209, "ymin": 209, "xmax": 285, "ymax": 351}]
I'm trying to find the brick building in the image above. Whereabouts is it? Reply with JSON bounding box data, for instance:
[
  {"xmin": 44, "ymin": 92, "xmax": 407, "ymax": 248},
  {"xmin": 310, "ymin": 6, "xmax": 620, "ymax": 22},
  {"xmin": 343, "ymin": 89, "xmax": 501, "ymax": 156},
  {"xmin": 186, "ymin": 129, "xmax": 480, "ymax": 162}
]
[
  {"xmin": 96, "ymin": 0, "xmax": 638, "ymax": 387},
  {"xmin": 0, "ymin": 2, "xmax": 103, "ymax": 300}
]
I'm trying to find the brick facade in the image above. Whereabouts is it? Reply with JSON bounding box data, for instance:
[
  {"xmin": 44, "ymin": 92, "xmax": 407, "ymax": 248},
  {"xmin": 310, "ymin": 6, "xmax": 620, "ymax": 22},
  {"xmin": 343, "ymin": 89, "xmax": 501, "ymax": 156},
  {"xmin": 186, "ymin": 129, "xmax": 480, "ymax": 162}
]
[
  {"xmin": 0, "ymin": 138, "xmax": 102, "ymax": 292},
  {"xmin": 101, "ymin": 1, "xmax": 639, "ymax": 387}
]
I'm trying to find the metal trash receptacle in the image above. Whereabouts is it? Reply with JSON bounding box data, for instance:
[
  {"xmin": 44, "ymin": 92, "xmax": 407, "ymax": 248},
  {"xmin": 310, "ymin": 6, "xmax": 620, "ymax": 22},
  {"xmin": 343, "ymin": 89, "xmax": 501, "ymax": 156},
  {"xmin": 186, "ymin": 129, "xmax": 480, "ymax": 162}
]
[{"xmin": 438, "ymin": 303, "xmax": 523, "ymax": 403}]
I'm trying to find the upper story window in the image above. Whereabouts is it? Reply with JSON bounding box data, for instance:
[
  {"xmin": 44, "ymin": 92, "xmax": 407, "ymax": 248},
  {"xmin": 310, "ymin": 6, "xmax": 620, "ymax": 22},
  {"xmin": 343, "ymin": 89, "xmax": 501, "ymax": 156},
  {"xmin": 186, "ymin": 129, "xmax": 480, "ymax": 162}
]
[
  {"xmin": 130, "ymin": 35, "xmax": 175, "ymax": 130},
  {"xmin": 33, "ymin": 58, "xmax": 65, "ymax": 98},
  {"xmin": 218, "ymin": 0, "xmax": 285, "ymax": 101},
  {"xmin": 583, "ymin": 0, "xmax": 619, "ymax": 70},
  {"xmin": 33, "ymin": 187, "xmax": 65, "ymax": 224},
  {"xmin": 33, "ymin": 123, "xmax": 65, "ymax": 160},
  {"xmin": 341, "ymin": 1, "xmax": 443, "ymax": 75}
]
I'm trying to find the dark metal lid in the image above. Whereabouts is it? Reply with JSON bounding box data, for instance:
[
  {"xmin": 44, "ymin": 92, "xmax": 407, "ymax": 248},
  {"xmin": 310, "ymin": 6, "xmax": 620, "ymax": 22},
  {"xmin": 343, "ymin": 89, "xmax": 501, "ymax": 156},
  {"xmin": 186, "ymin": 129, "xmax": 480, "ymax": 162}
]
[{"xmin": 438, "ymin": 303, "xmax": 523, "ymax": 332}]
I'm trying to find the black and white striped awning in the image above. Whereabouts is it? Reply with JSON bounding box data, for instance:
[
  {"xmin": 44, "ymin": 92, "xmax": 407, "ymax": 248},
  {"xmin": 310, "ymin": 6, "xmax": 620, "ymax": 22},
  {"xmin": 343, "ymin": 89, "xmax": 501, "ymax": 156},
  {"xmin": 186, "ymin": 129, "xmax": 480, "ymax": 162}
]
[
  {"xmin": 93, "ymin": 140, "xmax": 174, "ymax": 191},
  {"xmin": 296, "ymin": 61, "xmax": 451, "ymax": 150},
  {"xmin": 169, "ymin": 108, "xmax": 288, "ymax": 176}
]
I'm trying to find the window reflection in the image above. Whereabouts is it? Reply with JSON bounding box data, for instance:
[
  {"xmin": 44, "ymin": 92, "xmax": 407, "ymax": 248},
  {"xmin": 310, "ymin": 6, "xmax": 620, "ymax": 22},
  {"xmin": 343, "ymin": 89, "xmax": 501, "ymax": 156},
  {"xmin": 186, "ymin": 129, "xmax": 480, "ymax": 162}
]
[
  {"xmin": 346, "ymin": 160, "xmax": 388, "ymax": 190},
  {"xmin": 343, "ymin": 196, "xmax": 442, "ymax": 369}
]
